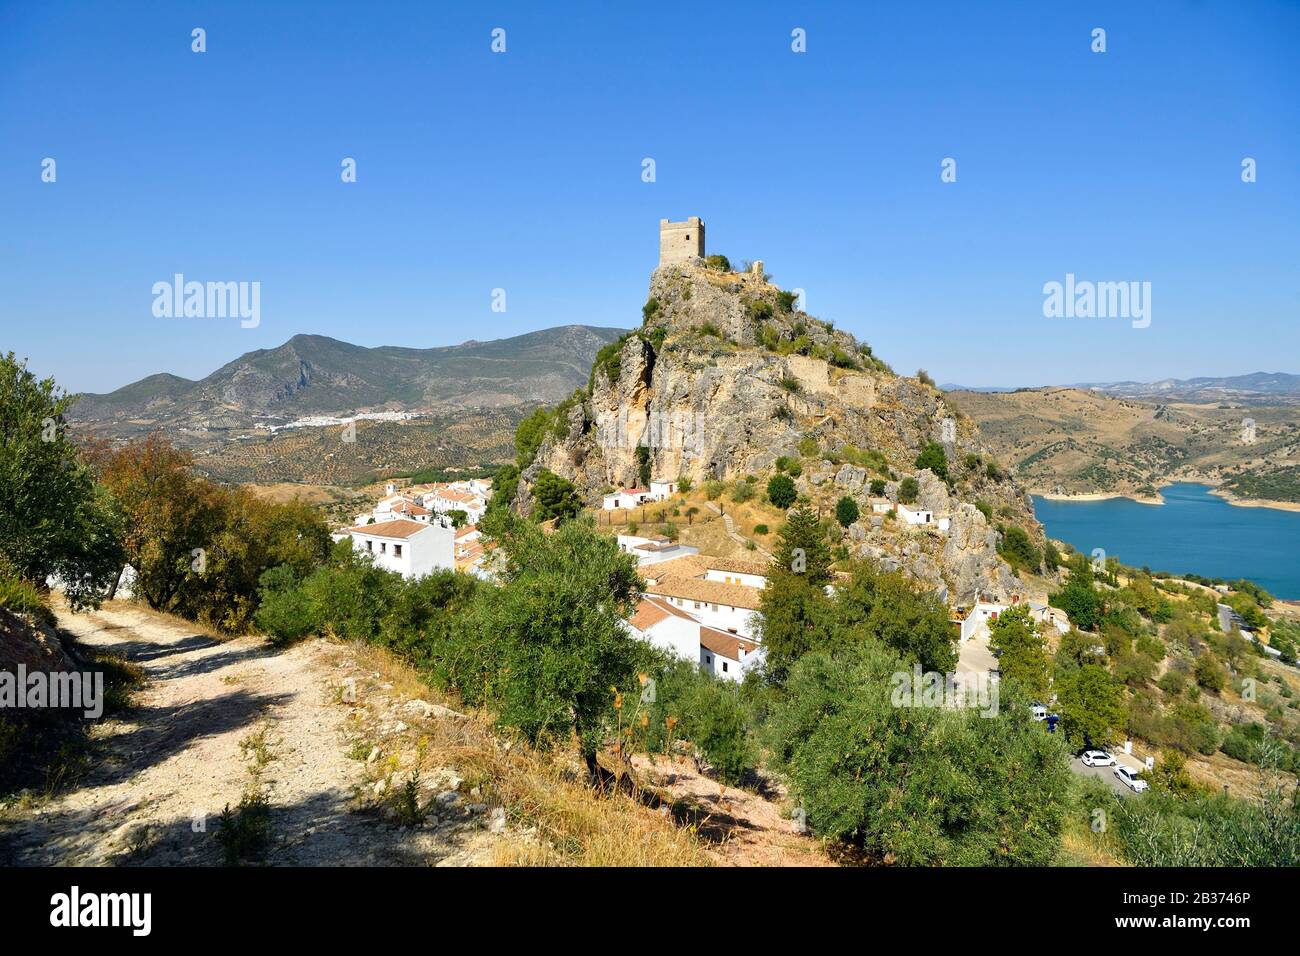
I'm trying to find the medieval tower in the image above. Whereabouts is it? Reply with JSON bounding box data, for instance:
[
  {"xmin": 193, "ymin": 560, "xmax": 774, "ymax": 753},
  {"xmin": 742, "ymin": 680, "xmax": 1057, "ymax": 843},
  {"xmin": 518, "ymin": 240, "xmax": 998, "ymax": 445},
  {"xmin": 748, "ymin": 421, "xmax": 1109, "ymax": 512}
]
[{"xmin": 658, "ymin": 217, "xmax": 705, "ymax": 265}]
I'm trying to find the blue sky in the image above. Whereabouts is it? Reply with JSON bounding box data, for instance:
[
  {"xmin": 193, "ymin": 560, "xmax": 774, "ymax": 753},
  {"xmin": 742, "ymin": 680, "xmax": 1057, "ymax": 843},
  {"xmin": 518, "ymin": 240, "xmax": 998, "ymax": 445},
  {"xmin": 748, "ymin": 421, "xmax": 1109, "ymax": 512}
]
[{"xmin": 1, "ymin": 0, "xmax": 1297, "ymax": 393}]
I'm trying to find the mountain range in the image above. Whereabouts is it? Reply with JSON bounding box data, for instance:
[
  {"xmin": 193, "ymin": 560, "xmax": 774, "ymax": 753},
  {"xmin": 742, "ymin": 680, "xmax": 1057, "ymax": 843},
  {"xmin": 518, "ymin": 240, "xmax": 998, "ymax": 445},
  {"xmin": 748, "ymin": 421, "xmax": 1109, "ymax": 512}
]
[
  {"xmin": 70, "ymin": 325, "xmax": 627, "ymax": 437},
  {"xmin": 941, "ymin": 372, "xmax": 1300, "ymax": 405}
]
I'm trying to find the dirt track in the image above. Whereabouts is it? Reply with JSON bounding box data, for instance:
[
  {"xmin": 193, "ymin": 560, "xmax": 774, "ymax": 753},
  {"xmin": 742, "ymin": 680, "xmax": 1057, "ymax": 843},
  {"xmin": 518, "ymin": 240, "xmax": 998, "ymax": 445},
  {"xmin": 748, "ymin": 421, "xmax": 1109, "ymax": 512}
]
[{"xmin": 0, "ymin": 601, "xmax": 498, "ymax": 866}]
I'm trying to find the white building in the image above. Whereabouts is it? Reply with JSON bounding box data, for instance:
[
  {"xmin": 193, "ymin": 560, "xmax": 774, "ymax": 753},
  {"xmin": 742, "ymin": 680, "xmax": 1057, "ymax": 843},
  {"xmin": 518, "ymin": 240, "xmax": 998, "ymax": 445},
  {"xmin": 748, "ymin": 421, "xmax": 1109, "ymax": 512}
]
[
  {"xmin": 701, "ymin": 556, "xmax": 768, "ymax": 589},
  {"xmin": 870, "ymin": 499, "xmax": 895, "ymax": 515},
  {"xmin": 625, "ymin": 595, "xmax": 762, "ymax": 682},
  {"xmin": 345, "ymin": 518, "xmax": 455, "ymax": 579},
  {"xmin": 602, "ymin": 487, "xmax": 653, "ymax": 510},
  {"xmin": 616, "ymin": 533, "xmax": 699, "ymax": 565},
  {"xmin": 649, "ymin": 479, "xmax": 679, "ymax": 500},
  {"xmin": 897, "ymin": 504, "xmax": 934, "ymax": 526}
]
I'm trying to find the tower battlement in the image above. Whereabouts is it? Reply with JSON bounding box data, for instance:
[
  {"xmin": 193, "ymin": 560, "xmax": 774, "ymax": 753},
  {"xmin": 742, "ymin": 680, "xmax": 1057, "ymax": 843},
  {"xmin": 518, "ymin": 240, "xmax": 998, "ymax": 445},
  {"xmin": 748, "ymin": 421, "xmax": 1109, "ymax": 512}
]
[{"xmin": 658, "ymin": 217, "xmax": 705, "ymax": 265}]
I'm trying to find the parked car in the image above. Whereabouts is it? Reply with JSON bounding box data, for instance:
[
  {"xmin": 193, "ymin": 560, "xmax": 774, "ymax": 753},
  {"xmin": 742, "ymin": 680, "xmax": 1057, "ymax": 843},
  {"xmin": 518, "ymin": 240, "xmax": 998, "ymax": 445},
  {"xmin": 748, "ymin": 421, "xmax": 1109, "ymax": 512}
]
[
  {"xmin": 1113, "ymin": 766, "xmax": 1149, "ymax": 793},
  {"xmin": 1030, "ymin": 703, "xmax": 1048, "ymax": 721},
  {"xmin": 1081, "ymin": 750, "xmax": 1116, "ymax": 767}
]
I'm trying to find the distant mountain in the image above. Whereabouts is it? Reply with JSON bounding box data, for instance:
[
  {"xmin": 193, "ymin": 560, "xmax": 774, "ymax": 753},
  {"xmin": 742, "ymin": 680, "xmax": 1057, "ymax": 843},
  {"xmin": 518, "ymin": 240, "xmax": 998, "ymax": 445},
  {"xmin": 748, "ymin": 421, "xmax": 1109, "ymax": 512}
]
[
  {"xmin": 1070, "ymin": 372, "xmax": 1300, "ymax": 404},
  {"xmin": 938, "ymin": 384, "xmax": 1025, "ymax": 393},
  {"xmin": 71, "ymin": 326, "xmax": 627, "ymax": 436}
]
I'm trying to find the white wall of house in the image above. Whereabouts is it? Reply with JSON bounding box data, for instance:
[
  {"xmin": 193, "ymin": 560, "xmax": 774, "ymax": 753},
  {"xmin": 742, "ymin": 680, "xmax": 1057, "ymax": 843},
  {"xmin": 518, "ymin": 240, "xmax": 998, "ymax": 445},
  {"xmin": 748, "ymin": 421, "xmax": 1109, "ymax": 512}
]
[
  {"xmin": 633, "ymin": 614, "xmax": 701, "ymax": 663},
  {"xmin": 649, "ymin": 592, "xmax": 760, "ymax": 639},
  {"xmin": 349, "ymin": 522, "xmax": 454, "ymax": 579},
  {"xmin": 703, "ymin": 568, "xmax": 767, "ymax": 589},
  {"xmin": 649, "ymin": 480, "xmax": 677, "ymax": 499},
  {"xmin": 897, "ymin": 505, "xmax": 934, "ymax": 526}
]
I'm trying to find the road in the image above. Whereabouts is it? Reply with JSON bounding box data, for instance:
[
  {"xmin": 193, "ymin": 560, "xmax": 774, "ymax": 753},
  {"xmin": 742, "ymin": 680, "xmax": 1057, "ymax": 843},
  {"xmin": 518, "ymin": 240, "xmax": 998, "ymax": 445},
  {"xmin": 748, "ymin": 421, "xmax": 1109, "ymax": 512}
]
[{"xmin": 1069, "ymin": 755, "xmax": 1148, "ymax": 798}]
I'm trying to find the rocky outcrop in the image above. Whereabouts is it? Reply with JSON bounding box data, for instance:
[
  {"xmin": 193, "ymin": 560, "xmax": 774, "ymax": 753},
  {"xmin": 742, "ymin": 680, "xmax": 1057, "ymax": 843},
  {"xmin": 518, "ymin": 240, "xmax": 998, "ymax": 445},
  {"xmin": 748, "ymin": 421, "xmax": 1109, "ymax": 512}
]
[{"xmin": 517, "ymin": 260, "xmax": 1044, "ymax": 604}]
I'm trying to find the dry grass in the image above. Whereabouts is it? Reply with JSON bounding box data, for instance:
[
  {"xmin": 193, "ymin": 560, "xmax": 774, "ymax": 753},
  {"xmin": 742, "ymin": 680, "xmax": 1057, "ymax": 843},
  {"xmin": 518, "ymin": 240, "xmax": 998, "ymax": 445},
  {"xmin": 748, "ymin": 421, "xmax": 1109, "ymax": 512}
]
[{"xmin": 343, "ymin": 642, "xmax": 712, "ymax": 867}]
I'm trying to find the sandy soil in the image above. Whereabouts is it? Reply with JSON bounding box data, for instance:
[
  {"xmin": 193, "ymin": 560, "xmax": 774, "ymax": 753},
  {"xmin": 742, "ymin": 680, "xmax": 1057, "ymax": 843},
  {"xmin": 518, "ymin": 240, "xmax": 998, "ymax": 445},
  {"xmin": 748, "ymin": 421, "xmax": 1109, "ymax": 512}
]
[
  {"xmin": 632, "ymin": 754, "xmax": 832, "ymax": 866},
  {"xmin": 0, "ymin": 601, "xmax": 502, "ymax": 866}
]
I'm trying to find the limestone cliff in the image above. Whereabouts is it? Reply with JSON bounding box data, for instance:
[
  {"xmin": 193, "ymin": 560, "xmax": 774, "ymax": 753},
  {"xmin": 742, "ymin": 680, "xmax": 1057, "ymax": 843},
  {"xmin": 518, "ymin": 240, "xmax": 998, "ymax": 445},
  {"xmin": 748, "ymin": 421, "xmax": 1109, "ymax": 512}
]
[{"xmin": 516, "ymin": 260, "xmax": 1044, "ymax": 604}]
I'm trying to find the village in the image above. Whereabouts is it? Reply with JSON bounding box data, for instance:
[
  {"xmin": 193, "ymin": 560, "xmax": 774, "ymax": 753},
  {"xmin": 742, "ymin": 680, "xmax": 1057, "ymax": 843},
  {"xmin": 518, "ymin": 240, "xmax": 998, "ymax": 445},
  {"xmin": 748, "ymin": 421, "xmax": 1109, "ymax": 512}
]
[{"xmin": 334, "ymin": 472, "xmax": 1076, "ymax": 688}]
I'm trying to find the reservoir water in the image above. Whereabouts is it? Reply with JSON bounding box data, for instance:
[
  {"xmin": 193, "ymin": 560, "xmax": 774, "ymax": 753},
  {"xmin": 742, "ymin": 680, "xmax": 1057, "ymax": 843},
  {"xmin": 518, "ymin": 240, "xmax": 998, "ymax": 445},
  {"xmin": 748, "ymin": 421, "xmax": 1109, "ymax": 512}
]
[{"xmin": 1031, "ymin": 483, "xmax": 1300, "ymax": 600}]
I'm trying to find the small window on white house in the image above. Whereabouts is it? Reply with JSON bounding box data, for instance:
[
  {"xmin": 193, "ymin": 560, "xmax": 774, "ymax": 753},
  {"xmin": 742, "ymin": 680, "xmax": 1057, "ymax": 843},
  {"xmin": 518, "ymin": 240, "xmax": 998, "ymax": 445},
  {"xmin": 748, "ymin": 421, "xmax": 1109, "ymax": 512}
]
[
  {"xmin": 694, "ymin": 601, "xmax": 701, "ymax": 609},
  {"xmin": 365, "ymin": 540, "xmax": 373, "ymax": 551},
  {"xmin": 705, "ymin": 655, "xmax": 712, "ymax": 664},
  {"xmin": 394, "ymin": 544, "xmax": 402, "ymax": 557},
  {"xmin": 380, "ymin": 542, "xmax": 387, "ymax": 553},
  {"xmin": 722, "ymin": 662, "xmax": 729, "ymax": 672}
]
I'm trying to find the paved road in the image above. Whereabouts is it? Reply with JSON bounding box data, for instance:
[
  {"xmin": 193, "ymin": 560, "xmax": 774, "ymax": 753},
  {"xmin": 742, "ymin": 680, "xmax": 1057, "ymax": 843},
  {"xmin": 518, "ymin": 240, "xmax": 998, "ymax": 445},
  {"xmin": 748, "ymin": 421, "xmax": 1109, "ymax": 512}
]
[{"xmin": 1069, "ymin": 755, "xmax": 1147, "ymax": 798}]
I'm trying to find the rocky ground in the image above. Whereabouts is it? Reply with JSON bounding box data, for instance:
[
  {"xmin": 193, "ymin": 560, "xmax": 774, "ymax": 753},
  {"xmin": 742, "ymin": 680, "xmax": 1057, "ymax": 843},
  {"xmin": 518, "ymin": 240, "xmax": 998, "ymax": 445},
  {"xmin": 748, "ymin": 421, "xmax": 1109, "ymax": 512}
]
[{"xmin": 0, "ymin": 600, "xmax": 505, "ymax": 866}]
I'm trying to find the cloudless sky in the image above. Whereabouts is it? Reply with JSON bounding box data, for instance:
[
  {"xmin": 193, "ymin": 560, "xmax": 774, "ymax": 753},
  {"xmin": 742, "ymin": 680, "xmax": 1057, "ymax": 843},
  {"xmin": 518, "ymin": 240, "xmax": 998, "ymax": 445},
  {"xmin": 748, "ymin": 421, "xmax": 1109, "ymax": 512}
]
[{"xmin": 1, "ymin": 0, "xmax": 1297, "ymax": 393}]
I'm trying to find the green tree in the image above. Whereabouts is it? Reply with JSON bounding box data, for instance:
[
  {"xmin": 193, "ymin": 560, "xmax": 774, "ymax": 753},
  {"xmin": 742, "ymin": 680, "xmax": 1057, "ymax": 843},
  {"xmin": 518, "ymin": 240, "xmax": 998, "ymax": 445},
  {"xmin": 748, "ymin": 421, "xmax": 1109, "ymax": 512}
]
[
  {"xmin": 0, "ymin": 354, "xmax": 124, "ymax": 609},
  {"xmin": 834, "ymin": 496, "xmax": 860, "ymax": 528},
  {"xmin": 1194, "ymin": 652, "xmax": 1226, "ymax": 692},
  {"xmin": 998, "ymin": 526, "xmax": 1041, "ymax": 572},
  {"xmin": 988, "ymin": 605, "xmax": 1050, "ymax": 699},
  {"xmin": 1055, "ymin": 663, "xmax": 1126, "ymax": 749},
  {"xmin": 767, "ymin": 642, "xmax": 1070, "ymax": 865},
  {"xmin": 467, "ymin": 517, "xmax": 649, "ymax": 780},
  {"xmin": 514, "ymin": 407, "xmax": 553, "ymax": 468},
  {"xmin": 766, "ymin": 473, "xmax": 796, "ymax": 509},
  {"xmin": 756, "ymin": 570, "xmax": 830, "ymax": 682},
  {"xmin": 770, "ymin": 504, "xmax": 832, "ymax": 586},
  {"xmin": 898, "ymin": 477, "xmax": 919, "ymax": 504},
  {"xmin": 914, "ymin": 441, "xmax": 948, "ymax": 480},
  {"xmin": 532, "ymin": 469, "xmax": 581, "ymax": 523},
  {"xmin": 1051, "ymin": 566, "xmax": 1104, "ymax": 631},
  {"xmin": 829, "ymin": 560, "xmax": 957, "ymax": 672}
]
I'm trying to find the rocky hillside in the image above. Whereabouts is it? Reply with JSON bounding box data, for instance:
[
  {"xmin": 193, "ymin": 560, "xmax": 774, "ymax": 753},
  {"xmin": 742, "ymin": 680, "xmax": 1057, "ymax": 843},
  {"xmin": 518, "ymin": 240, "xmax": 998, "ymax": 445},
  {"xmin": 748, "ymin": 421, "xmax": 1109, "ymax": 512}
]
[
  {"xmin": 951, "ymin": 386, "xmax": 1300, "ymax": 503},
  {"xmin": 71, "ymin": 326, "xmax": 626, "ymax": 438},
  {"xmin": 516, "ymin": 260, "xmax": 1044, "ymax": 604}
]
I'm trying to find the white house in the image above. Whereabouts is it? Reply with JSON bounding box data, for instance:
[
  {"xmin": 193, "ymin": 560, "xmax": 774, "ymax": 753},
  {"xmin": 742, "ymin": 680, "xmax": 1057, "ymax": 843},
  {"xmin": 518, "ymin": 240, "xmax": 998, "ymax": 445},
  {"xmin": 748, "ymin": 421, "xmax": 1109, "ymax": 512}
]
[
  {"xmin": 616, "ymin": 533, "xmax": 700, "ymax": 565},
  {"xmin": 625, "ymin": 595, "xmax": 761, "ymax": 683},
  {"xmin": 642, "ymin": 579, "xmax": 762, "ymax": 639},
  {"xmin": 701, "ymin": 556, "xmax": 769, "ymax": 589},
  {"xmin": 870, "ymin": 499, "xmax": 895, "ymax": 515},
  {"xmin": 699, "ymin": 626, "xmax": 764, "ymax": 681},
  {"xmin": 959, "ymin": 601, "xmax": 1010, "ymax": 643},
  {"xmin": 345, "ymin": 518, "xmax": 454, "ymax": 579},
  {"xmin": 603, "ymin": 487, "xmax": 654, "ymax": 510},
  {"xmin": 897, "ymin": 504, "xmax": 935, "ymax": 526},
  {"xmin": 649, "ymin": 479, "xmax": 678, "ymax": 500}
]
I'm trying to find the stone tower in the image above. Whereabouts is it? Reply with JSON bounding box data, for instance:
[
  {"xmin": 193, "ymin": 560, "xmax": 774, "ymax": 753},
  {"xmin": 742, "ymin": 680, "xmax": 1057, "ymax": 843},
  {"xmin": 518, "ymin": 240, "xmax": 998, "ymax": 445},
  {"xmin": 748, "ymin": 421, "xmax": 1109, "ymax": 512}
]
[{"xmin": 658, "ymin": 217, "xmax": 705, "ymax": 265}]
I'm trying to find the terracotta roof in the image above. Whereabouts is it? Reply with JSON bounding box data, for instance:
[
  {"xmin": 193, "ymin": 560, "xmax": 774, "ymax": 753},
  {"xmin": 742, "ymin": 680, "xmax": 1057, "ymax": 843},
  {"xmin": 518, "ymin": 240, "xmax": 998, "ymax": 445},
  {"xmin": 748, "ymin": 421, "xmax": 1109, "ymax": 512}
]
[
  {"xmin": 346, "ymin": 519, "xmax": 431, "ymax": 539},
  {"xmin": 390, "ymin": 501, "xmax": 430, "ymax": 516},
  {"xmin": 640, "ymin": 554, "xmax": 709, "ymax": 583},
  {"xmin": 699, "ymin": 626, "xmax": 760, "ymax": 661},
  {"xmin": 629, "ymin": 599, "xmax": 670, "ymax": 631},
  {"xmin": 643, "ymin": 576, "xmax": 763, "ymax": 611},
  {"xmin": 703, "ymin": 556, "xmax": 770, "ymax": 577}
]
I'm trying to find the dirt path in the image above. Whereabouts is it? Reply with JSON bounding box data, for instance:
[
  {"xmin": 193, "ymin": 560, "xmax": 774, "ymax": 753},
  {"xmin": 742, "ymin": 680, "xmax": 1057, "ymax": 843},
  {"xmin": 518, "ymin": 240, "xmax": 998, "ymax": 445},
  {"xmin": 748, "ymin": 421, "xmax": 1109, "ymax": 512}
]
[
  {"xmin": 703, "ymin": 502, "xmax": 775, "ymax": 560},
  {"xmin": 0, "ymin": 601, "xmax": 500, "ymax": 866}
]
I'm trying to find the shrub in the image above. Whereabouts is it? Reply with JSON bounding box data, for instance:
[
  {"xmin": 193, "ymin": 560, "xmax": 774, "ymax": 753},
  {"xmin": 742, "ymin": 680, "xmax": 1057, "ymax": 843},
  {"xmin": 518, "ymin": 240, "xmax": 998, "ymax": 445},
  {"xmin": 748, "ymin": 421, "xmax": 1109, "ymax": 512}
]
[
  {"xmin": 0, "ymin": 575, "xmax": 54, "ymax": 626},
  {"xmin": 767, "ymin": 642, "xmax": 1070, "ymax": 865},
  {"xmin": 916, "ymin": 369, "xmax": 936, "ymax": 387},
  {"xmin": 914, "ymin": 441, "xmax": 948, "ymax": 481},
  {"xmin": 998, "ymin": 526, "xmax": 1041, "ymax": 572},
  {"xmin": 642, "ymin": 297, "xmax": 660, "ymax": 321},
  {"xmin": 730, "ymin": 479, "xmax": 756, "ymax": 504},
  {"xmin": 704, "ymin": 254, "xmax": 731, "ymax": 272},
  {"xmin": 767, "ymin": 474, "xmax": 797, "ymax": 509},
  {"xmin": 798, "ymin": 436, "xmax": 820, "ymax": 458},
  {"xmin": 897, "ymin": 477, "xmax": 919, "ymax": 504},
  {"xmin": 753, "ymin": 523, "xmax": 769, "ymax": 535},
  {"xmin": 779, "ymin": 376, "xmax": 802, "ymax": 394},
  {"xmin": 835, "ymin": 496, "xmax": 859, "ymax": 528},
  {"xmin": 703, "ymin": 479, "xmax": 725, "ymax": 501},
  {"xmin": 975, "ymin": 500, "xmax": 993, "ymax": 521},
  {"xmin": 1194, "ymin": 653, "xmax": 1227, "ymax": 692},
  {"xmin": 869, "ymin": 478, "xmax": 886, "ymax": 496}
]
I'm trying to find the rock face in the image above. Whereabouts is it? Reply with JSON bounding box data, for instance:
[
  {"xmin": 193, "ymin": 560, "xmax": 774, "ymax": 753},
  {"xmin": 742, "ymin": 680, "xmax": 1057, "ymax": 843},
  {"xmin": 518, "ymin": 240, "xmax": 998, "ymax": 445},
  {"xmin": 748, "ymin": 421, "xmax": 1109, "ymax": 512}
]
[{"xmin": 518, "ymin": 260, "xmax": 1043, "ymax": 604}]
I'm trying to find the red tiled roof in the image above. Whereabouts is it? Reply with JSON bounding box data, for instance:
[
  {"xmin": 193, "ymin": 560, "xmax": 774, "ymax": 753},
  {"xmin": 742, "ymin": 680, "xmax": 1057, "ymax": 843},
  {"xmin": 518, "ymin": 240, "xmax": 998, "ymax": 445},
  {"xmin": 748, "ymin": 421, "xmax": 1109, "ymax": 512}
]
[{"xmin": 346, "ymin": 519, "xmax": 431, "ymax": 539}]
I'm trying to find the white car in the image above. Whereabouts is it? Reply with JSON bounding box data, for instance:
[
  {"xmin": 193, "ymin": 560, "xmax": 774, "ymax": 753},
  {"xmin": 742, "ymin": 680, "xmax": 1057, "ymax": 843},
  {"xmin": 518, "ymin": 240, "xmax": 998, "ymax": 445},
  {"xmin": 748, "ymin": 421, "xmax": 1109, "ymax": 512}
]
[
  {"xmin": 1030, "ymin": 704, "xmax": 1048, "ymax": 721},
  {"xmin": 1081, "ymin": 750, "xmax": 1116, "ymax": 767},
  {"xmin": 1113, "ymin": 766, "xmax": 1149, "ymax": 793}
]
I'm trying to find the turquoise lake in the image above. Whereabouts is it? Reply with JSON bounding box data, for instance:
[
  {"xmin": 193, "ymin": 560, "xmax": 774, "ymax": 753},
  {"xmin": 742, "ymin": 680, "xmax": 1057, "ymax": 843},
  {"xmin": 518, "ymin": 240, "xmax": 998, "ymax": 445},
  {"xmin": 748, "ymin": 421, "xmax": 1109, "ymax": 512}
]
[{"xmin": 1032, "ymin": 483, "xmax": 1300, "ymax": 600}]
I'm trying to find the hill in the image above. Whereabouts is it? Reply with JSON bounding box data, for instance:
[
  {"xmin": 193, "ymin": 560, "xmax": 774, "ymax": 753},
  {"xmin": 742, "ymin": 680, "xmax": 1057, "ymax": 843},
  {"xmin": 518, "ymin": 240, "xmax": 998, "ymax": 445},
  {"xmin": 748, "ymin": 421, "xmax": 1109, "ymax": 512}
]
[
  {"xmin": 71, "ymin": 325, "xmax": 627, "ymax": 438},
  {"xmin": 950, "ymin": 387, "xmax": 1300, "ymax": 504},
  {"xmin": 1071, "ymin": 372, "xmax": 1300, "ymax": 405},
  {"xmin": 508, "ymin": 257, "xmax": 1044, "ymax": 605}
]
